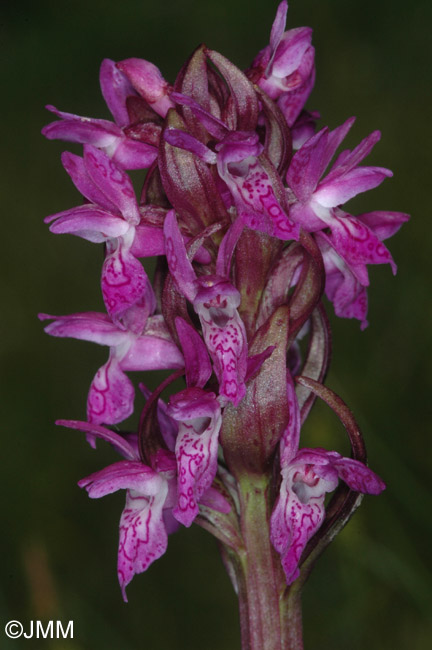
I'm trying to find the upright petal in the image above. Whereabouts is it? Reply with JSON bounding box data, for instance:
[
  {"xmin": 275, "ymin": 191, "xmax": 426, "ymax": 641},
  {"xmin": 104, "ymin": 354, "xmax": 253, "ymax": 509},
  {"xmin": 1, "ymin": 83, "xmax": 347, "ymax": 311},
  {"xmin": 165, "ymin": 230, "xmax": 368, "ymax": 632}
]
[
  {"xmin": 175, "ymin": 317, "xmax": 212, "ymax": 389},
  {"xmin": 100, "ymin": 58, "xmax": 137, "ymax": 127},
  {"xmin": 84, "ymin": 145, "xmax": 140, "ymax": 224},
  {"xmin": 163, "ymin": 210, "xmax": 197, "ymax": 302},
  {"xmin": 286, "ymin": 127, "xmax": 329, "ymax": 202},
  {"xmin": 269, "ymin": 1, "xmax": 288, "ymax": 56},
  {"xmin": 117, "ymin": 58, "xmax": 174, "ymax": 117},
  {"xmin": 61, "ymin": 152, "xmax": 118, "ymax": 212},
  {"xmin": 277, "ymin": 47, "xmax": 315, "ymax": 126}
]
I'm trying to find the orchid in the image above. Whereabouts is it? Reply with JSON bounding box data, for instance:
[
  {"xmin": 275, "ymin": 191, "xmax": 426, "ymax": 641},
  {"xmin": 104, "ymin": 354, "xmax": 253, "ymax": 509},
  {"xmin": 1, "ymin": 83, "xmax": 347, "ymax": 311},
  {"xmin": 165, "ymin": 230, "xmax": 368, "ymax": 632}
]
[
  {"xmin": 60, "ymin": 420, "xmax": 228, "ymax": 600},
  {"xmin": 41, "ymin": 2, "xmax": 409, "ymax": 648},
  {"xmin": 42, "ymin": 59, "xmax": 160, "ymax": 170},
  {"xmin": 164, "ymin": 93, "xmax": 300, "ymax": 241},
  {"xmin": 164, "ymin": 210, "xmax": 248, "ymax": 405},
  {"xmin": 247, "ymin": 0, "xmax": 315, "ymax": 129},
  {"xmin": 285, "ymin": 120, "xmax": 409, "ymax": 323},
  {"xmin": 39, "ymin": 311, "xmax": 183, "ymax": 426},
  {"xmin": 271, "ymin": 375, "xmax": 385, "ymax": 584}
]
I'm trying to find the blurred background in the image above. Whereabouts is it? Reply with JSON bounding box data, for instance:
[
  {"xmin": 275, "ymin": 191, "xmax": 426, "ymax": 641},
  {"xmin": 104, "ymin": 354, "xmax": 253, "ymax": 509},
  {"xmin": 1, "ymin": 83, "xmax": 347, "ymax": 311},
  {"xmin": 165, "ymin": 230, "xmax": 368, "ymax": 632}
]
[{"xmin": 1, "ymin": 0, "xmax": 431, "ymax": 648}]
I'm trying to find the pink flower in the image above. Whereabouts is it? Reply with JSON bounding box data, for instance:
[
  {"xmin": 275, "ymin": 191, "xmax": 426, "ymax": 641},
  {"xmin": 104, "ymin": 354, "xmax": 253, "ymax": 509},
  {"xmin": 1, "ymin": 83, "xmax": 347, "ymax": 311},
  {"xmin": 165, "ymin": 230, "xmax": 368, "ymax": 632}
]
[
  {"xmin": 164, "ymin": 210, "xmax": 248, "ymax": 405},
  {"xmin": 39, "ymin": 312, "xmax": 184, "ymax": 427},
  {"xmin": 42, "ymin": 59, "xmax": 159, "ymax": 170},
  {"xmin": 271, "ymin": 375, "xmax": 385, "ymax": 584},
  {"xmin": 286, "ymin": 119, "xmax": 409, "ymax": 325},
  {"xmin": 247, "ymin": 1, "xmax": 315, "ymax": 126}
]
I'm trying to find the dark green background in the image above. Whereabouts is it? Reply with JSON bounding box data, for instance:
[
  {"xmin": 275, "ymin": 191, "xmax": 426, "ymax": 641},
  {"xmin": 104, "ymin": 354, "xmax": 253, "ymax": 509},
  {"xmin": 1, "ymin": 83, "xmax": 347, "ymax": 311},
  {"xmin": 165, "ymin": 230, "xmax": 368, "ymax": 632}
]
[{"xmin": 2, "ymin": 0, "xmax": 431, "ymax": 648}]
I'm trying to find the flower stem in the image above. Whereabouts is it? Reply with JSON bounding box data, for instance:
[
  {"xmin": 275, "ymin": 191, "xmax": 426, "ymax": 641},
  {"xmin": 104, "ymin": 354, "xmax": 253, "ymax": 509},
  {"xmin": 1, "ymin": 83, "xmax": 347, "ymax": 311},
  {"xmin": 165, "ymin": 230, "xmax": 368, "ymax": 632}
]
[{"xmin": 230, "ymin": 475, "xmax": 303, "ymax": 650}]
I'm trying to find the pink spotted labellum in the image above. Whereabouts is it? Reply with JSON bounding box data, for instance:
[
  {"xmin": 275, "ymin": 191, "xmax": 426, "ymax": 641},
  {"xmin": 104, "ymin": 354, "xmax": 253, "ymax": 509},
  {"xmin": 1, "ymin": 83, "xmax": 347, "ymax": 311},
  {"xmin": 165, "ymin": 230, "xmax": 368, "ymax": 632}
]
[{"xmin": 41, "ymin": 2, "xmax": 409, "ymax": 648}]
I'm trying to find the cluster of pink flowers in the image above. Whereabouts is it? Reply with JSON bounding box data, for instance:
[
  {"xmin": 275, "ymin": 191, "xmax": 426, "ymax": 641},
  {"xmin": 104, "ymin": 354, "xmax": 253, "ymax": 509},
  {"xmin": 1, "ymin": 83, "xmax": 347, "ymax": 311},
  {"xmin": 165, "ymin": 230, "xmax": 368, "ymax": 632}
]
[{"xmin": 40, "ymin": 1, "xmax": 406, "ymax": 604}]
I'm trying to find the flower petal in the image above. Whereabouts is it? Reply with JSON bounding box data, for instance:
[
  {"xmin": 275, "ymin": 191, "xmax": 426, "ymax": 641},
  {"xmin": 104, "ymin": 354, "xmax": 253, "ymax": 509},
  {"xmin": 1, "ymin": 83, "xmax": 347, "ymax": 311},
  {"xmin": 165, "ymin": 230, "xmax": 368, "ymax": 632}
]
[
  {"xmin": 57, "ymin": 419, "xmax": 137, "ymax": 459},
  {"xmin": 78, "ymin": 460, "xmax": 164, "ymax": 498},
  {"xmin": 280, "ymin": 372, "xmax": 301, "ymax": 465},
  {"xmin": 118, "ymin": 487, "xmax": 168, "ymax": 601},
  {"xmin": 42, "ymin": 111, "xmax": 119, "ymax": 147},
  {"xmin": 218, "ymin": 148, "xmax": 299, "ymax": 241},
  {"xmin": 100, "ymin": 58, "xmax": 137, "ymax": 127},
  {"xmin": 329, "ymin": 456, "xmax": 386, "ymax": 494},
  {"xmin": 327, "ymin": 214, "xmax": 397, "ymax": 275},
  {"xmin": 175, "ymin": 317, "xmax": 212, "ymax": 388},
  {"xmin": 45, "ymin": 205, "xmax": 129, "ymax": 242},
  {"xmin": 84, "ymin": 145, "xmax": 140, "ymax": 224},
  {"xmin": 317, "ymin": 234, "xmax": 369, "ymax": 329},
  {"xmin": 286, "ymin": 127, "xmax": 328, "ymax": 201},
  {"xmin": 117, "ymin": 58, "xmax": 174, "ymax": 117},
  {"xmin": 314, "ymin": 166, "xmax": 393, "ymax": 208},
  {"xmin": 61, "ymin": 152, "xmax": 118, "ymax": 212},
  {"xmin": 168, "ymin": 388, "xmax": 222, "ymax": 527},
  {"xmin": 38, "ymin": 312, "xmax": 128, "ymax": 346},
  {"xmin": 87, "ymin": 357, "xmax": 135, "ymax": 425},
  {"xmin": 195, "ymin": 285, "xmax": 248, "ymax": 406},
  {"xmin": 120, "ymin": 335, "xmax": 184, "ymax": 371},
  {"xmin": 112, "ymin": 138, "xmax": 158, "ymax": 170},
  {"xmin": 356, "ymin": 210, "xmax": 410, "ymax": 241},
  {"xmin": 163, "ymin": 210, "xmax": 197, "ymax": 302},
  {"xmin": 270, "ymin": 468, "xmax": 325, "ymax": 584},
  {"xmin": 102, "ymin": 241, "xmax": 154, "ymax": 327}
]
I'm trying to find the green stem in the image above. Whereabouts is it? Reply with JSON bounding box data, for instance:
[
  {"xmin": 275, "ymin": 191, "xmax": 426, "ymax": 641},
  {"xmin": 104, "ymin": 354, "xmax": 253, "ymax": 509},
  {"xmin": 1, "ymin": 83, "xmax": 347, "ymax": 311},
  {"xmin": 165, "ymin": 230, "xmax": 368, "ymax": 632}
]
[
  {"xmin": 230, "ymin": 475, "xmax": 303, "ymax": 650},
  {"xmin": 280, "ymin": 583, "xmax": 303, "ymax": 650}
]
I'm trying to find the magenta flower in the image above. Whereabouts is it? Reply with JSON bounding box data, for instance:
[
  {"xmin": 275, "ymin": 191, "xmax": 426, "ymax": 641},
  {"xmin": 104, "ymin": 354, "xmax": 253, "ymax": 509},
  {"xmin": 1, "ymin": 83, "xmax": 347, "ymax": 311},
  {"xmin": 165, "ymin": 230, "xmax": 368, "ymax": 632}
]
[
  {"xmin": 271, "ymin": 375, "xmax": 385, "ymax": 584},
  {"xmin": 163, "ymin": 317, "xmax": 223, "ymax": 527},
  {"xmin": 247, "ymin": 1, "xmax": 315, "ymax": 127},
  {"xmin": 39, "ymin": 312, "xmax": 183, "ymax": 427},
  {"xmin": 45, "ymin": 145, "xmax": 154, "ymax": 329},
  {"xmin": 164, "ymin": 93, "xmax": 300, "ymax": 241},
  {"xmin": 42, "ymin": 59, "xmax": 159, "ymax": 170},
  {"xmin": 164, "ymin": 210, "xmax": 248, "ymax": 405},
  {"xmin": 286, "ymin": 119, "xmax": 409, "ymax": 324},
  {"xmin": 40, "ymin": 3, "xmax": 409, "ymax": 645},
  {"xmin": 168, "ymin": 387, "xmax": 222, "ymax": 527},
  {"xmin": 116, "ymin": 58, "xmax": 175, "ymax": 118},
  {"xmin": 61, "ymin": 419, "xmax": 228, "ymax": 600}
]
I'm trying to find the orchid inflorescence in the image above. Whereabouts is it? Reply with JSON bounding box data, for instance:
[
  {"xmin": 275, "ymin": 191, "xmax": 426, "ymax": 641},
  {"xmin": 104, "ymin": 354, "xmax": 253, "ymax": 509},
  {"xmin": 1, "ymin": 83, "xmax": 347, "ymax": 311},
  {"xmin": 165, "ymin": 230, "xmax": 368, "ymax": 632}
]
[{"xmin": 40, "ymin": 1, "xmax": 408, "ymax": 644}]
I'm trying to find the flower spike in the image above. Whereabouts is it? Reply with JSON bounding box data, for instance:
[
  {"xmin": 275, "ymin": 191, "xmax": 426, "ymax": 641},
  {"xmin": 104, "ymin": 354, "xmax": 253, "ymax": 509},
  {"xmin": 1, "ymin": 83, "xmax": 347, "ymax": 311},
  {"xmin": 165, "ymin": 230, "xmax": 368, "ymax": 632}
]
[{"xmin": 40, "ymin": 4, "xmax": 409, "ymax": 631}]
